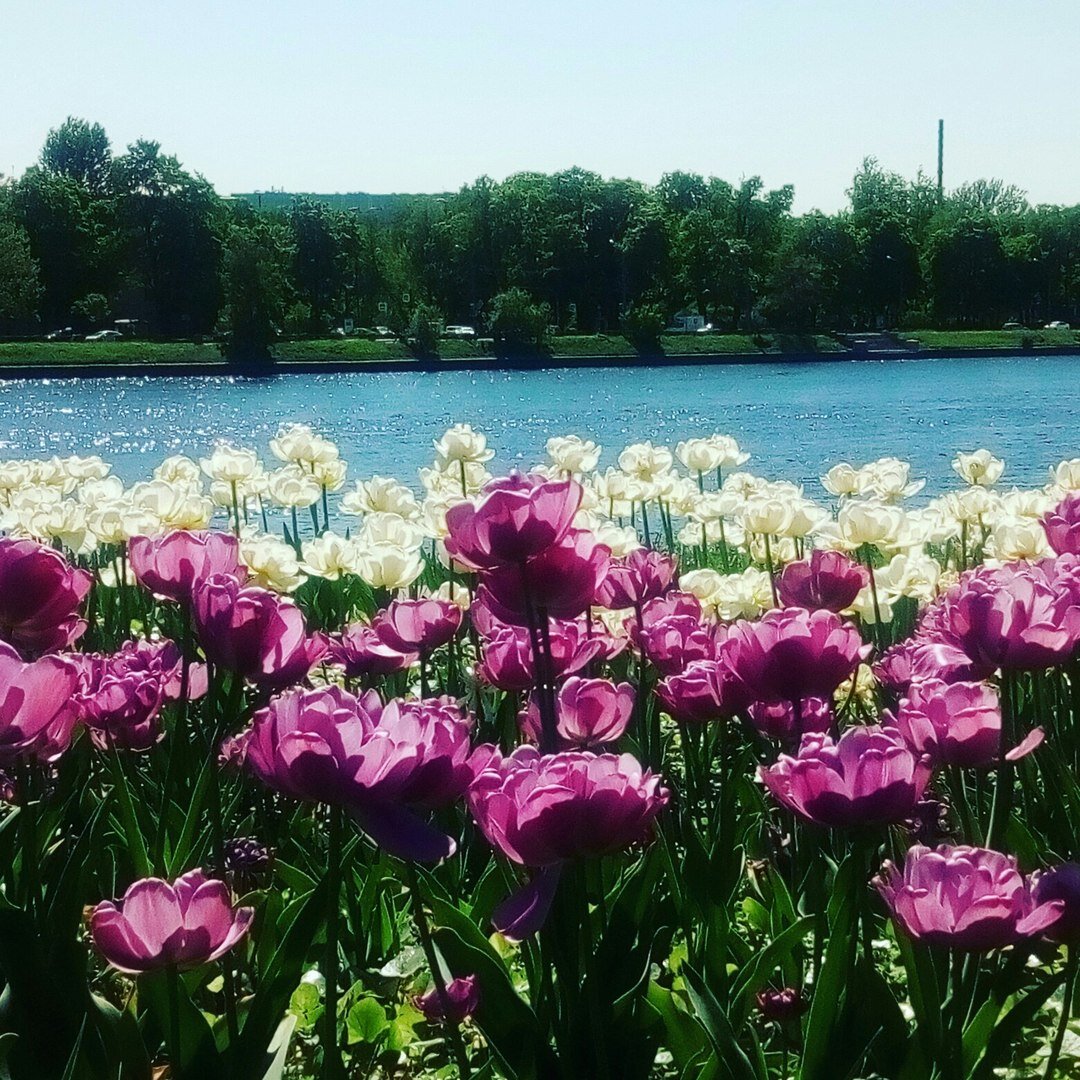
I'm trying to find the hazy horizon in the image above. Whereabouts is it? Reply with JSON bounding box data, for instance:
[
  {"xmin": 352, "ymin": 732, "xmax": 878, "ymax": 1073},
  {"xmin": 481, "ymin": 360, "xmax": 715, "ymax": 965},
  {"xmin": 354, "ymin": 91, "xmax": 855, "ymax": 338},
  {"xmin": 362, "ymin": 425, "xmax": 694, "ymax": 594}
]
[{"xmin": 5, "ymin": 0, "xmax": 1080, "ymax": 213}]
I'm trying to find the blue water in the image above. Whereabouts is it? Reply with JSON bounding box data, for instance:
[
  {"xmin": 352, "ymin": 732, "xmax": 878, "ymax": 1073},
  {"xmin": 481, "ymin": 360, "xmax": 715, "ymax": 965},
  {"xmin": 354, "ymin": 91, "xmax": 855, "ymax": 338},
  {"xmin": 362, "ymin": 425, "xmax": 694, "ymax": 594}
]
[{"xmin": 0, "ymin": 356, "xmax": 1076, "ymax": 494}]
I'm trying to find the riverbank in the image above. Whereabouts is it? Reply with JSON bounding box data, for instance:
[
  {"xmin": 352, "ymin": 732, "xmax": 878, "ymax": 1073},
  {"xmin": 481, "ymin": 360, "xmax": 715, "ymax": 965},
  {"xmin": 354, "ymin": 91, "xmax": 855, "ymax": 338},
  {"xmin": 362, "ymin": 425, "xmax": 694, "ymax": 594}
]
[{"xmin": 0, "ymin": 329, "xmax": 1076, "ymax": 378}]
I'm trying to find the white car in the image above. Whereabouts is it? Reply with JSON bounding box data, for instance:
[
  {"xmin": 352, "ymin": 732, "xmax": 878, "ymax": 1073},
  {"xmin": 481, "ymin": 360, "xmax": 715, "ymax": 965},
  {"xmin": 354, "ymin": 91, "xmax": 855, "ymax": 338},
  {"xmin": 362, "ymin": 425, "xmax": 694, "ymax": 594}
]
[
  {"xmin": 85, "ymin": 330, "xmax": 123, "ymax": 342},
  {"xmin": 1045, "ymin": 321, "xmax": 1072, "ymax": 330},
  {"xmin": 444, "ymin": 325, "xmax": 477, "ymax": 339}
]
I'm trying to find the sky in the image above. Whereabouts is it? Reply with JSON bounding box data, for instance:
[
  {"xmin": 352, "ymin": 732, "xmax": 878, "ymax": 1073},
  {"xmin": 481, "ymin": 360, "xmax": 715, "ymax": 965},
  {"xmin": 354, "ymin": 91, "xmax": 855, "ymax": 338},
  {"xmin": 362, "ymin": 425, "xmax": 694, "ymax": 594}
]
[{"xmin": 4, "ymin": 0, "xmax": 1078, "ymax": 213}]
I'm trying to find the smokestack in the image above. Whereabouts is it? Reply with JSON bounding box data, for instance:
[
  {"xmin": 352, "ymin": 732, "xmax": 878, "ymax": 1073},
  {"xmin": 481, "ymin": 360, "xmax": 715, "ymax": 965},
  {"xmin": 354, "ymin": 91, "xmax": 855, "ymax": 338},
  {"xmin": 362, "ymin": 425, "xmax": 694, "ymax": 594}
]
[{"xmin": 937, "ymin": 119, "xmax": 944, "ymax": 203}]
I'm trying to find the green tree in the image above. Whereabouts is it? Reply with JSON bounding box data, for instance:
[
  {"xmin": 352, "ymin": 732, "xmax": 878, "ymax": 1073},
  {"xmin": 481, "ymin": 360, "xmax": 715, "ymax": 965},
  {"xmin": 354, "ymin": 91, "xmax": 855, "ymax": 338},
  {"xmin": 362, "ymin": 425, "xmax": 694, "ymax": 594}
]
[
  {"xmin": 219, "ymin": 217, "xmax": 293, "ymax": 360},
  {"xmin": 489, "ymin": 287, "xmax": 550, "ymax": 353},
  {"xmin": 40, "ymin": 118, "xmax": 112, "ymax": 195},
  {"xmin": 0, "ymin": 221, "xmax": 42, "ymax": 329},
  {"xmin": 111, "ymin": 140, "xmax": 223, "ymax": 335}
]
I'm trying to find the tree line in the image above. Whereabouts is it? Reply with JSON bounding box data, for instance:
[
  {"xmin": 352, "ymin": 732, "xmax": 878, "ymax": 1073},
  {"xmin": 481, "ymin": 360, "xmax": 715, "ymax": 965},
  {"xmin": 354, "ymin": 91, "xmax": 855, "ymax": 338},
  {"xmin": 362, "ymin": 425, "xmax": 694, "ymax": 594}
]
[{"xmin": 2, "ymin": 117, "xmax": 1080, "ymax": 356}]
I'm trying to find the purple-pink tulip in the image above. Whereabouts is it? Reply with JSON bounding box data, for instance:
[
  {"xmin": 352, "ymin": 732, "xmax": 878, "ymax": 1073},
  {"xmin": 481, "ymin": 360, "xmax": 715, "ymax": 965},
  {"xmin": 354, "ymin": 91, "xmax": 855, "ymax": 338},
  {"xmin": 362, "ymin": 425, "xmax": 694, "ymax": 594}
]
[
  {"xmin": 445, "ymin": 473, "xmax": 582, "ymax": 570},
  {"xmin": 0, "ymin": 537, "xmax": 91, "ymax": 655},
  {"xmin": 233, "ymin": 686, "xmax": 478, "ymax": 861},
  {"xmin": 193, "ymin": 574, "xmax": 325, "ymax": 688},
  {"xmin": 375, "ymin": 598, "xmax": 462, "ymax": 654},
  {"xmin": 0, "ymin": 641, "xmax": 80, "ymax": 762},
  {"xmin": 640, "ymin": 614, "xmax": 724, "ymax": 676},
  {"xmin": 747, "ymin": 697, "xmax": 832, "ymax": 741},
  {"xmin": 656, "ymin": 660, "xmax": 739, "ymax": 723},
  {"xmin": 129, "ymin": 530, "xmax": 243, "ymax": 604},
  {"xmin": 720, "ymin": 607, "xmax": 870, "ymax": 705},
  {"xmin": 73, "ymin": 639, "xmax": 190, "ymax": 752},
  {"xmin": 414, "ymin": 974, "xmax": 480, "ymax": 1023},
  {"xmin": 875, "ymin": 845, "xmax": 1063, "ymax": 950},
  {"xmin": 938, "ymin": 564, "xmax": 1080, "ymax": 672},
  {"xmin": 478, "ymin": 529, "xmax": 611, "ymax": 624},
  {"xmin": 520, "ymin": 676, "xmax": 634, "ymax": 748},
  {"xmin": 760, "ymin": 726, "xmax": 931, "ymax": 828},
  {"xmin": 777, "ymin": 550, "xmax": 869, "ymax": 612},
  {"xmin": 323, "ymin": 623, "xmax": 417, "ymax": 678},
  {"xmin": 89, "ymin": 869, "xmax": 254, "ymax": 974},
  {"xmin": 468, "ymin": 747, "xmax": 668, "ymax": 938},
  {"xmin": 476, "ymin": 622, "xmax": 604, "ymax": 691},
  {"xmin": 756, "ymin": 988, "xmax": 807, "ymax": 1022},
  {"xmin": 1032, "ymin": 863, "xmax": 1080, "ymax": 944},
  {"xmin": 595, "ymin": 549, "xmax": 678, "ymax": 609},
  {"xmin": 891, "ymin": 678, "xmax": 1001, "ymax": 768},
  {"xmin": 1042, "ymin": 494, "xmax": 1080, "ymax": 556}
]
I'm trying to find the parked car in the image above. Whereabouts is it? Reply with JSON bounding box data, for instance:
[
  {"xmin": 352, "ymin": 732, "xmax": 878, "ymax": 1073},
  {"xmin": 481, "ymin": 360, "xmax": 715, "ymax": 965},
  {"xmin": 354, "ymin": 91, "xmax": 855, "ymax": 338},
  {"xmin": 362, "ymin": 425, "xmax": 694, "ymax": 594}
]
[
  {"xmin": 695, "ymin": 323, "xmax": 715, "ymax": 334},
  {"xmin": 444, "ymin": 325, "xmax": 477, "ymax": 339},
  {"xmin": 1045, "ymin": 321, "xmax": 1072, "ymax": 330},
  {"xmin": 45, "ymin": 327, "xmax": 76, "ymax": 341},
  {"xmin": 1002, "ymin": 321, "xmax": 1025, "ymax": 330},
  {"xmin": 374, "ymin": 325, "xmax": 394, "ymax": 338},
  {"xmin": 85, "ymin": 330, "xmax": 123, "ymax": 342}
]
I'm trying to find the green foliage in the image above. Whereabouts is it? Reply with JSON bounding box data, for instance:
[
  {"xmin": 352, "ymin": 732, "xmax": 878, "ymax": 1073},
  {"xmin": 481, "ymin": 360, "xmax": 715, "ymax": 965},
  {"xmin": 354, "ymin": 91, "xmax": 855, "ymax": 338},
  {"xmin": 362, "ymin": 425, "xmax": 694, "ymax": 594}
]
[
  {"xmin": 0, "ymin": 222, "xmax": 41, "ymax": 326},
  {"xmin": 489, "ymin": 287, "xmax": 550, "ymax": 353}
]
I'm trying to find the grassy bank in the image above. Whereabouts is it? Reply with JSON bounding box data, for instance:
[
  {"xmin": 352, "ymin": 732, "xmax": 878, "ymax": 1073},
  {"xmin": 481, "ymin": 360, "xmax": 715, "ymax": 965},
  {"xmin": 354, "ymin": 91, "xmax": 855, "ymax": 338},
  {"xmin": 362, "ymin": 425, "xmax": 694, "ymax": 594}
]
[
  {"xmin": 0, "ymin": 329, "xmax": 1075, "ymax": 370},
  {"xmin": 904, "ymin": 327, "xmax": 1080, "ymax": 349}
]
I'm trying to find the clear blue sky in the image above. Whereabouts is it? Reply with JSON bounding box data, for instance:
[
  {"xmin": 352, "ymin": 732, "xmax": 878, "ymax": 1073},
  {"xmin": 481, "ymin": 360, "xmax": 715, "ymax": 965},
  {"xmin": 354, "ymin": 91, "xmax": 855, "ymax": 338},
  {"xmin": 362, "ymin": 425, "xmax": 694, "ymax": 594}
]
[{"xmin": 4, "ymin": 0, "xmax": 1078, "ymax": 212}]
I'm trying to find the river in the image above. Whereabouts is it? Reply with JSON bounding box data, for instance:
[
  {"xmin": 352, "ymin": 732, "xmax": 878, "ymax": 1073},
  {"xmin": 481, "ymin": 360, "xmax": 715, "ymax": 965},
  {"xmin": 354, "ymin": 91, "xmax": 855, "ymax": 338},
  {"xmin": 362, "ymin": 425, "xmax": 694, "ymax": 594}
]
[{"xmin": 0, "ymin": 355, "xmax": 1075, "ymax": 494}]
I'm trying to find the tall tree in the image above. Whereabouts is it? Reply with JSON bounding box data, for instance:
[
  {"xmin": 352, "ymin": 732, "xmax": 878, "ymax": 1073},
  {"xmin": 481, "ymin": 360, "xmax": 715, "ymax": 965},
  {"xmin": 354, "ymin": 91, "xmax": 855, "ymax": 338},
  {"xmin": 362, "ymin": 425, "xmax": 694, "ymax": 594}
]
[{"xmin": 40, "ymin": 118, "xmax": 112, "ymax": 195}]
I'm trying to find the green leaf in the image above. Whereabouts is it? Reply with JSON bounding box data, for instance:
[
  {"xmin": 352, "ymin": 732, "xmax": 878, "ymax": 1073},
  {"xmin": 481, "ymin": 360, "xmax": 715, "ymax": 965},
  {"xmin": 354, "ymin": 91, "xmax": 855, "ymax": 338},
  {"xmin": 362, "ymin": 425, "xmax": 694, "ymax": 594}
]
[
  {"xmin": 345, "ymin": 997, "xmax": 388, "ymax": 1045},
  {"xmin": 288, "ymin": 982, "xmax": 323, "ymax": 1033},
  {"xmin": 798, "ymin": 853, "xmax": 858, "ymax": 1080},
  {"xmin": 681, "ymin": 964, "xmax": 765, "ymax": 1080}
]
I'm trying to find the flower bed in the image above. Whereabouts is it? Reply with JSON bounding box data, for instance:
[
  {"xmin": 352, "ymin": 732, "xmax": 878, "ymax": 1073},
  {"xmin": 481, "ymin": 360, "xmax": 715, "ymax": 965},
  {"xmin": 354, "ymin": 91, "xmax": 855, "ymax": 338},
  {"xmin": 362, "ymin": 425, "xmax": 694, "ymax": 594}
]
[{"xmin": 1, "ymin": 427, "xmax": 1080, "ymax": 1078}]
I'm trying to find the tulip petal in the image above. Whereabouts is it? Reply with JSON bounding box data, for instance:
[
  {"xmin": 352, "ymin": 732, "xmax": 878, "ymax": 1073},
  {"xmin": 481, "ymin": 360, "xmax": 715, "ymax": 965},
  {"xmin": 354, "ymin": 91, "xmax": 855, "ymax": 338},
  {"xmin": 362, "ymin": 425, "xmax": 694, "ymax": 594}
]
[
  {"xmin": 1005, "ymin": 727, "xmax": 1045, "ymax": 762},
  {"xmin": 492, "ymin": 864, "xmax": 562, "ymax": 941},
  {"xmin": 350, "ymin": 802, "xmax": 457, "ymax": 862}
]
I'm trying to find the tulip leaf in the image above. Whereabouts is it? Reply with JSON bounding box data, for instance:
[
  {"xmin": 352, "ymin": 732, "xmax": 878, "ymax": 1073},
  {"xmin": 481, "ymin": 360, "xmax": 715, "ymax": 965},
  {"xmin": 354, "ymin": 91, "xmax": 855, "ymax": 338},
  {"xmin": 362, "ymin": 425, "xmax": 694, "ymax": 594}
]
[
  {"xmin": 729, "ymin": 914, "xmax": 816, "ymax": 1021},
  {"xmin": 427, "ymin": 891, "xmax": 548, "ymax": 1080},
  {"xmin": 680, "ymin": 963, "xmax": 766, "ymax": 1080},
  {"xmin": 797, "ymin": 853, "xmax": 858, "ymax": 1080}
]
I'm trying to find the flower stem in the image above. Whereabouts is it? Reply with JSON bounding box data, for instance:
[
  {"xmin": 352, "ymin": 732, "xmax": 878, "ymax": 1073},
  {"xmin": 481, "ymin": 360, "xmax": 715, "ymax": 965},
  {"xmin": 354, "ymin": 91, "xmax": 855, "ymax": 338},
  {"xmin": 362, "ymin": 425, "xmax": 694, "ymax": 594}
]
[
  {"xmin": 322, "ymin": 803, "xmax": 343, "ymax": 1079},
  {"xmin": 1045, "ymin": 945, "xmax": 1079, "ymax": 1080},
  {"xmin": 166, "ymin": 965, "xmax": 183, "ymax": 1079},
  {"xmin": 406, "ymin": 863, "xmax": 471, "ymax": 1079}
]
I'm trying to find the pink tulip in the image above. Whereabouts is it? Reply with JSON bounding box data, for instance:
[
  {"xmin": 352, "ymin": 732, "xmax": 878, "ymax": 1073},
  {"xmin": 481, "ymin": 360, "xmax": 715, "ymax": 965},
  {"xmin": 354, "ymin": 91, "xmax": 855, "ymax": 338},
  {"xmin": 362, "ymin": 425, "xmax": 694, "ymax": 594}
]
[
  {"xmin": 874, "ymin": 637, "xmax": 986, "ymax": 689},
  {"xmin": 657, "ymin": 660, "xmax": 739, "ymax": 723},
  {"xmin": 0, "ymin": 641, "xmax": 80, "ymax": 762},
  {"xmin": 129, "ymin": 530, "xmax": 243, "ymax": 604},
  {"xmin": 777, "ymin": 550, "xmax": 869, "ymax": 612},
  {"xmin": 520, "ymin": 676, "xmax": 634, "ymax": 748},
  {"xmin": 875, "ymin": 845, "xmax": 1063, "ymax": 951},
  {"xmin": 891, "ymin": 679, "xmax": 1001, "ymax": 768},
  {"xmin": 444, "ymin": 473, "xmax": 582, "ymax": 570},
  {"xmin": 89, "ymin": 869, "xmax": 254, "ymax": 974},
  {"xmin": 73, "ymin": 640, "xmax": 189, "ymax": 752},
  {"xmin": 756, "ymin": 988, "xmax": 807, "ymax": 1022},
  {"xmin": 720, "ymin": 607, "xmax": 870, "ymax": 705},
  {"xmin": 760, "ymin": 726, "xmax": 931, "ymax": 828},
  {"xmin": 747, "ymin": 697, "xmax": 832, "ymax": 741},
  {"xmin": 0, "ymin": 538, "xmax": 91, "ymax": 655},
  {"xmin": 414, "ymin": 974, "xmax": 480, "ymax": 1023},
  {"xmin": 468, "ymin": 747, "xmax": 668, "ymax": 938},
  {"xmin": 375, "ymin": 598, "xmax": 462, "ymax": 654},
  {"xmin": 233, "ymin": 686, "xmax": 478, "ymax": 861},
  {"xmin": 1043, "ymin": 494, "xmax": 1080, "ymax": 556},
  {"xmin": 476, "ymin": 622, "xmax": 604, "ymax": 691},
  {"xmin": 1032, "ymin": 863, "xmax": 1080, "ymax": 944},
  {"xmin": 478, "ymin": 529, "xmax": 610, "ymax": 625},
  {"xmin": 938, "ymin": 564, "xmax": 1080, "ymax": 672},
  {"xmin": 640, "ymin": 615, "xmax": 724, "ymax": 676},
  {"xmin": 595, "ymin": 549, "xmax": 678, "ymax": 609},
  {"xmin": 192, "ymin": 574, "xmax": 325, "ymax": 688},
  {"xmin": 324, "ymin": 623, "xmax": 417, "ymax": 678}
]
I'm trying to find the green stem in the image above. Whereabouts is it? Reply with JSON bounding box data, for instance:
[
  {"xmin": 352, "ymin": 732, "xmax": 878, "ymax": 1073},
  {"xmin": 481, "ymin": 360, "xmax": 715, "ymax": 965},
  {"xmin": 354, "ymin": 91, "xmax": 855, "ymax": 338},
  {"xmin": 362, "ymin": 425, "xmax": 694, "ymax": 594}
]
[
  {"xmin": 323, "ymin": 803, "xmax": 343, "ymax": 1079},
  {"xmin": 166, "ymin": 965, "xmax": 183, "ymax": 1079},
  {"xmin": 406, "ymin": 864, "xmax": 471, "ymax": 1079},
  {"xmin": 1045, "ymin": 946, "xmax": 1079, "ymax": 1080}
]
